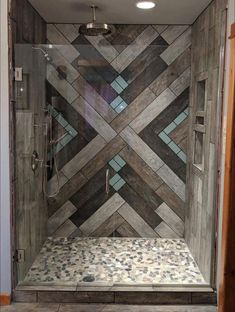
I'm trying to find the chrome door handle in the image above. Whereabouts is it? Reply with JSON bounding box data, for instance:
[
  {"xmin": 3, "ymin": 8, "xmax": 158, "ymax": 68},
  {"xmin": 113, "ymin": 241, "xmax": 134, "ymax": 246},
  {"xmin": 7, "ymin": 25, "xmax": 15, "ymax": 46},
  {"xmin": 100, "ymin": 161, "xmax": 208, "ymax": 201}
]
[{"xmin": 106, "ymin": 168, "xmax": 110, "ymax": 194}]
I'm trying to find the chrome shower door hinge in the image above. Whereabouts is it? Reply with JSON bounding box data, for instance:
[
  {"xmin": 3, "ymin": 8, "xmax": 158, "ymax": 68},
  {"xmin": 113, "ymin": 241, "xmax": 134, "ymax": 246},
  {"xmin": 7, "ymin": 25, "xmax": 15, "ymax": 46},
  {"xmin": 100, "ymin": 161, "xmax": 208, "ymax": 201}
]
[{"xmin": 14, "ymin": 249, "xmax": 25, "ymax": 263}]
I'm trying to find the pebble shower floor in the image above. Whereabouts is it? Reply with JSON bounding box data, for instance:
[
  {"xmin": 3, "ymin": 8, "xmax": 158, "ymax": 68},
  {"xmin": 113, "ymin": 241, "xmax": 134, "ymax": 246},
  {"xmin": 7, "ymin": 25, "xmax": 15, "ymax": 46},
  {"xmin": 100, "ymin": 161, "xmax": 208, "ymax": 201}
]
[{"xmin": 24, "ymin": 238, "xmax": 206, "ymax": 285}]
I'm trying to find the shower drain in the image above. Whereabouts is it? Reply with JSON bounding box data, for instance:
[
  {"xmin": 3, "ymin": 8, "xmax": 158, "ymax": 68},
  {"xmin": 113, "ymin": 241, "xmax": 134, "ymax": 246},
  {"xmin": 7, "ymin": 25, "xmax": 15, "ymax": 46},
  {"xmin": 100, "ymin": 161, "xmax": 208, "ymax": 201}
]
[{"xmin": 83, "ymin": 275, "xmax": 95, "ymax": 282}]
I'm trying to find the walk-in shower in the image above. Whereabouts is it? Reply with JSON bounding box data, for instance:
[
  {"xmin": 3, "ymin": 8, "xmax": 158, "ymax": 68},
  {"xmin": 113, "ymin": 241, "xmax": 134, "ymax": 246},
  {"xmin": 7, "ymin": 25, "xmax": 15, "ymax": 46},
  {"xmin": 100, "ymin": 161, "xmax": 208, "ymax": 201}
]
[{"xmin": 13, "ymin": 0, "xmax": 225, "ymax": 294}]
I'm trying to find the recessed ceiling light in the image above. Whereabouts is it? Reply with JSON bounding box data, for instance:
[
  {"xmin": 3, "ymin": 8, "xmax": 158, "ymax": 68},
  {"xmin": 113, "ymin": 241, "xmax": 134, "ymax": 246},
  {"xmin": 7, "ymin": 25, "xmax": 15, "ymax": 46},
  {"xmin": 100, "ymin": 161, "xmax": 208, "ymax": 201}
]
[{"xmin": 136, "ymin": 1, "xmax": 156, "ymax": 9}]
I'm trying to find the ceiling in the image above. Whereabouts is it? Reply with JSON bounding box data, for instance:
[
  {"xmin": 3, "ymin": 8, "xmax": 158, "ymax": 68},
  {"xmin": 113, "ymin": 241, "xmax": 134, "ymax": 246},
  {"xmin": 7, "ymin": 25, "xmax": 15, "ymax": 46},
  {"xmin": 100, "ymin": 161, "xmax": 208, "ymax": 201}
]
[{"xmin": 29, "ymin": 0, "xmax": 212, "ymax": 25}]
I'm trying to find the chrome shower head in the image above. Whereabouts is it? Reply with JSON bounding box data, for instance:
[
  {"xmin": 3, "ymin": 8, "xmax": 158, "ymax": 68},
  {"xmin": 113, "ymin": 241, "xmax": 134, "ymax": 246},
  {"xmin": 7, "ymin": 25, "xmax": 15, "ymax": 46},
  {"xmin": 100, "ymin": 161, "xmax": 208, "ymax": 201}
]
[
  {"xmin": 32, "ymin": 47, "xmax": 52, "ymax": 62},
  {"xmin": 79, "ymin": 5, "xmax": 115, "ymax": 36}
]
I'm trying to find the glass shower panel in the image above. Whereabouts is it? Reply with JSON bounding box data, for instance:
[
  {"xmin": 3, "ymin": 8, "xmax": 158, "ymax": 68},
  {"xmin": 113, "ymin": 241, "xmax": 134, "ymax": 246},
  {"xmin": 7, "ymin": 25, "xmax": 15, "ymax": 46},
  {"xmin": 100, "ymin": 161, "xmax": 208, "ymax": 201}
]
[
  {"xmin": 14, "ymin": 44, "xmax": 47, "ymax": 283},
  {"xmin": 14, "ymin": 34, "xmax": 191, "ymax": 287}
]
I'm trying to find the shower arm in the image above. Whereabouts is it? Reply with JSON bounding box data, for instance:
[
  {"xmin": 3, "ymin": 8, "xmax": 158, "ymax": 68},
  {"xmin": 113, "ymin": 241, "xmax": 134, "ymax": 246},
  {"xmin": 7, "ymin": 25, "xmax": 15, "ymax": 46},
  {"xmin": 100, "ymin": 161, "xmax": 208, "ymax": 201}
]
[{"xmin": 92, "ymin": 5, "xmax": 97, "ymax": 22}]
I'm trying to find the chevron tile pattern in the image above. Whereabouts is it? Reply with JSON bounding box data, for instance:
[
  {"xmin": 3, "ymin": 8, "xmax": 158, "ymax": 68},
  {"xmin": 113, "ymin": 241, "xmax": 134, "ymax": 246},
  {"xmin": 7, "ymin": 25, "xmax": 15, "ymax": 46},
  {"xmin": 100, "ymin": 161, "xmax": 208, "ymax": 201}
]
[{"xmin": 46, "ymin": 24, "xmax": 191, "ymax": 238}]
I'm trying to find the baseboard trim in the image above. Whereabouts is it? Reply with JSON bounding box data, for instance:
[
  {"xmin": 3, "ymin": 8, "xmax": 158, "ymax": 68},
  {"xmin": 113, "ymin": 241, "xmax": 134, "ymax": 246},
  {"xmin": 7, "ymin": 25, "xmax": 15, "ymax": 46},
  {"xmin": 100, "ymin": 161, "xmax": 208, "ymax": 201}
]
[{"xmin": 0, "ymin": 293, "xmax": 11, "ymax": 306}]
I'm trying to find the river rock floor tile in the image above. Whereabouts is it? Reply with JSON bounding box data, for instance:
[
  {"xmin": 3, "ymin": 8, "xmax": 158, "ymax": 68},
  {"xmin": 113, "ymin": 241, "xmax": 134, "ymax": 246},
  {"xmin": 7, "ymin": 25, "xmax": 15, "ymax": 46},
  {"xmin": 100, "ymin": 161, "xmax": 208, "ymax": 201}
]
[{"xmin": 24, "ymin": 238, "xmax": 206, "ymax": 285}]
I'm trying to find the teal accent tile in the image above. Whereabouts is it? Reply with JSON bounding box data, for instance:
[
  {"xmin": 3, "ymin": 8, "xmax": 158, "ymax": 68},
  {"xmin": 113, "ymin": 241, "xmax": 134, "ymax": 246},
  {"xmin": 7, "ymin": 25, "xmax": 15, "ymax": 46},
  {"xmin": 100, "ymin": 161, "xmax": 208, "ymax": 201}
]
[
  {"xmin": 159, "ymin": 131, "xmax": 171, "ymax": 144},
  {"xmin": 116, "ymin": 76, "xmax": 128, "ymax": 89},
  {"xmin": 174, "ymin": 112, "xmax": 187, "ymax": 125},
  {"xmin": 109, "ymin": 174, "xmax": 121, "ymax": 186},
  {"xmin": 168, "ymin": 141, "xmax": 181, "ymax": 154},
  {"xmin": 184, "ymin": 107, "xmax": 189, "ymax": 115},
  {"xmin": 178, "ymin": 151, "xmax": 187, "ymax": 163},
  {"xmin": 164, "ymin": 122, "xmax": 177, "ymax": 135},
  {"xmin": 110, "ymin": 96, "xmax": 123, "ymax": 109},
  {"xmin": 114, "ymin": 155, "xmax": 126, "ymax": 167},
  {"xmin": 55, "ymin": 143, "xmax": 64, "ymax": 154},
  {"xmin": 48, "ymin": 105, "xmax": 58, "ymax": 118},
  {"xmin": 65, "ymin": 124, "xmax": 77, "ymax": 137},
  {"xmin": 113, "ymin": 178, "xmax": 126, "ymax": 191},
  {"xmin": 109, "ymin": 159, "xmax": 121, "ymax": 172},
  {"xmin": 56, "ymin": 114, "xmax": 68, "ymax": 128},
  {"xmin": 60, "ymin": 134, "xmax": 73, "ymax": 147},
  {"xmin": 115, "ymin": 101, "xmax": 128, "ymax": 113},
  {"xmin": 111, "ymin": 80, "xmax": 123, "ymax": 94}
]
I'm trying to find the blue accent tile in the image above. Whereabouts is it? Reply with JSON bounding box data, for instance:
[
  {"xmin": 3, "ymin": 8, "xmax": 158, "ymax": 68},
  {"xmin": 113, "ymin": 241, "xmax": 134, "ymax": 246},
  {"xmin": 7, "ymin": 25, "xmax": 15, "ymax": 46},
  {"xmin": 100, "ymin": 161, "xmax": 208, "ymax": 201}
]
[
  {"xmin": 115, "ymin": 101, "xmax": 128, "ymax": 113},
  {"xmin": 109, "ymin": 159, "xmax": 121, "ymax": 172},
  {"xmin": 48, "ymin": 105, "xmax": 58, "ymax": 118},
  {"xmin": 60, "ymin": 134, "xmax": 73, "ymax": 147},
  {"xmin": 111, "ymin": 80, "xmax": 123, "ymax": 94},
  {"xmin": 159, "ymin": 131, "xmax": 171, "ymax": 144},
  {"xmin": 56, "ymin": 114, "xmax": 68, "ymax": 128},
  {"xmin": 168, "ymin": 141, "xmax": 181, "ymax": 154},
  {"xmin": 110, "ymin": 96, "xmax": 123, "ymax": 109},
  {"xmin": 55, "ymin": 143, "xmax": 64, "ymax": 154},
  {"xmin": 116, "ymin": 76, "xmax": 128, "ymax": 89},
  {"xmin": 65, "ymin": 124, "xmax": 77, "ymax": 137},
  {"xmin": 184, "ymin": 107, "xmax": 189, "ymax": 115},
  {"xmin": 109, "ymin": 174, "xmax": 121, "ymax": 186},
  {"xmin": 164, "ymin": 122, "xmax": 177, "ymax": 134},
  {"xmin": 174, "ymin": 112, "xmax": 187, "ymax": 125},
  {"xmin": 178, "ymin": 151, "xmax": 187, "ymax": 163},
  {"xmin": 114, "ymin": 155, "xmax": 126, "ymax": 167},
  {"xmin": 113, "ymin": 178, "xmax": 126, "ymax": 191}
]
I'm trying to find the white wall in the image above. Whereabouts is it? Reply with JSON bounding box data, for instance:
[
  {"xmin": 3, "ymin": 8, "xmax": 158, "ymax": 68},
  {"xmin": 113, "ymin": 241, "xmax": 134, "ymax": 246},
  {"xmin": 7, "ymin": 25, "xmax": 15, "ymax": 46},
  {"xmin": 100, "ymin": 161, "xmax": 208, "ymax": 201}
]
[
  {"xmin": 217, "ymin": 0, "xmax": 235, "ymax": 290},
  {"xmin": 0, "ymin": 0, "xmax": 11, "ymax": 295}
]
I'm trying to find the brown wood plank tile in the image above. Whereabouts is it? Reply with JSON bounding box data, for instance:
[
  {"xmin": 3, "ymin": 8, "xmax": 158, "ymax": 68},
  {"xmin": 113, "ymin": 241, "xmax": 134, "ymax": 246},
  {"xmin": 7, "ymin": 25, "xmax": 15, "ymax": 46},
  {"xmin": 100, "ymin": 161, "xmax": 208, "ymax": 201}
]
[
  {"xmin": 118, "ymin": 184, "xmax": 162, "ymax": 230},
  {"xmin": 121, "ymin": 55, "xmax": 167, "ymax": 104},
  {"xmin": 70, "ymin": 185, "xmax": 115, "ymax": 228},
  {"xmin": 119, "ymin": 146, "xmax": 163, "ymax": 191},
  {"xmin": 149, "ymin": 48, "xmax": 191, "ymax": 97},
  {"xmin": 119, "ymin": 164, "xmax": 163, "ymax": 211},
  {"xmin": 91, "ymin": 212, "xmax": 125, "ymax": 237},
  {"xmin": 156, "ymin": 183, "xmax": 185, "ymax": 220},
  {"xmin": 110, "ymin": 88, "xmax": 156, "ymax": 133},
  {"xmin": 48, "ymin": 172, "xmax": 87, "ymax": 217},
  {"xmin": 81, "ymin": 136, "xmax": 126, "ymax": 180}
]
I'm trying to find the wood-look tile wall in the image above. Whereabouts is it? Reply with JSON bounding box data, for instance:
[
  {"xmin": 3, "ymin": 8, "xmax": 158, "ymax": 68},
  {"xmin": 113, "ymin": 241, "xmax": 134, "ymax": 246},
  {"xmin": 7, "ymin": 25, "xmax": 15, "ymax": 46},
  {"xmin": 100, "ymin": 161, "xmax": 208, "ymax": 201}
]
[
  {"xmin": 185, "ymin": 0, "xmax": 227, "ymax": 284},
  {"xmin": 9, "ymin": 0, "xmax": 47, "ymax": 282},
  {"xmin": 46, "ymin": 24, "xmax": 191, "ymax": 239}
]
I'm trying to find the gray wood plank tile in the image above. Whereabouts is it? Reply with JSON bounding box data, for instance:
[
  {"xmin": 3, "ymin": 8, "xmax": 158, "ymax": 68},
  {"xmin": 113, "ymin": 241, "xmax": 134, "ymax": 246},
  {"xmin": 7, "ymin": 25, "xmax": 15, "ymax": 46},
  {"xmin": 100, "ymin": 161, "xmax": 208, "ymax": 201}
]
[
  {"xmin": 47, "ymin": 24, "xmax": 80, "ymax": 62},
  {"xmin": 160, "ymin": 28, "xmax": 192, "ymax": 65},
  {"xmin": 149, "ymin": 48, "xmax": 191, "ymax": 97},
  {"xmin": 48, "ymin": 201, "xmax": 77, "ymax": 235},
  {"xmin": 155, "ymin": 221, "xmax": 179, "ymax": 238},
  {"xmin": 120, "ymin": 127, "xmax": 164, "ymax": 172},
  {"xmin": 169, "ymin": 67, "xmax": 191, "ymax": 96},
  {"xmin": 71, "ymin": 96, "xmax": 117, "ymax": 142},
  {"xmin": 47, "ymin": 64, "xmax": 79, "ymax": 104},
  {"xmin": 79, "ymin": 193, "xmax": 126, "ymax": 235},
  {"xmin": 157, "ymin": 164, "xmax": 186, "ymax": 201},
  {"xmin": 111, "ymin": 87, "xmax": 156, "ymax": 133},
  {"xmin": 118, "ymin": 203, "xmax": 159, "ymax": 238},
  {"xmin": 55, "ymin": 24, "xmax": 79, "ymax": 43},
  {"xmin": 61, "ymin": 135, "xmax": 106, "ymax": 180},
  {"xmin": 53, "ymin": 220, "xmax": 77, "ymax": 238},
  {"xmin": 161, "ymin": 26, "xmax": 189, "ymax": 44},
  {"xmin": 111, "ymin": 26, "xmax": 159, "ymax": 73},
  {"xmin": 72, "ymin": 75, "xmax": 117, "ymax": 123},
  {"xmin": 86, "ymin": 35, "xmax": 119, "ymax": 63},
  {"xmin": 155, "ymin": 203, "xmax": 184, "ymax": 237},
  {"xmin": 130, "ymin": 88, "xmax": 176, "ymax": 134}
]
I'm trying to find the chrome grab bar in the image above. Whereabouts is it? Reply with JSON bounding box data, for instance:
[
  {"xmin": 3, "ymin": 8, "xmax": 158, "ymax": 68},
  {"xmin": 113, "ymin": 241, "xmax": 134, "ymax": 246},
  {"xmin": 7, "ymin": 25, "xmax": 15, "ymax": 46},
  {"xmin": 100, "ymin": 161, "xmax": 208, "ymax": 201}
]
[{"xmin": 106, "ymin": 168, "xmax": 110, "ymax": 194}]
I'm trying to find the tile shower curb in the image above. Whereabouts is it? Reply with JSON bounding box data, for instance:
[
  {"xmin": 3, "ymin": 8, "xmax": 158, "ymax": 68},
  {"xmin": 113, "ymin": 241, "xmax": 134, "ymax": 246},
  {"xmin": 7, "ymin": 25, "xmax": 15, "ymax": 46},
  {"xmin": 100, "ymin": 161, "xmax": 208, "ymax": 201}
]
[{"xmin": 13, "ymin": 285, "xmax": 217, "ymax": 305}]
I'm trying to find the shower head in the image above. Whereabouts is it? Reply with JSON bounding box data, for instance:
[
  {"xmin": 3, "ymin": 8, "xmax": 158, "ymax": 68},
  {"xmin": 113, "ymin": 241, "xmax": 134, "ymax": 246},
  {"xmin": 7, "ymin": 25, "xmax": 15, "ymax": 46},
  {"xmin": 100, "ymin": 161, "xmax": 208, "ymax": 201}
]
[
  {"xmin": 79, "ymin": 5, "xmax": 115, "ymax": 36},
  {"xmin": 32, "ymin": 47, "xmax": 52, "ymax": 62}
]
